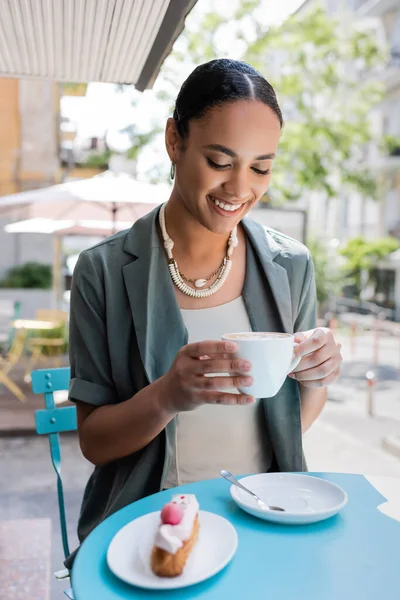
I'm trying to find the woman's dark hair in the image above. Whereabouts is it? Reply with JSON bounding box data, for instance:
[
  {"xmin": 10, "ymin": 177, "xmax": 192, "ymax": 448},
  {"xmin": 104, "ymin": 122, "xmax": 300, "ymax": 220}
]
[{"xmin": 173, "ymin": 58, "xmax": 283, "ymax": 138}]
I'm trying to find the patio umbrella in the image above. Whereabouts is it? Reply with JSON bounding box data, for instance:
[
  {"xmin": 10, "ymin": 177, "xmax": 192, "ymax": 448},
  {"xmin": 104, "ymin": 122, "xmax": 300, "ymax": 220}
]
[
  {"xmin": 4, "ymin": 218, "xmax": 135, "ymax": 237},
  {"xmin": 4, "ymin": 218, "xmax": 136, "ymax": 307},
  {"xmin": 0, "ymin": 170, "xmax": 171, "ymax": 233},
  {"xmin": 1, "ymin": 171, "xmax": 171, "ymax": 306}
]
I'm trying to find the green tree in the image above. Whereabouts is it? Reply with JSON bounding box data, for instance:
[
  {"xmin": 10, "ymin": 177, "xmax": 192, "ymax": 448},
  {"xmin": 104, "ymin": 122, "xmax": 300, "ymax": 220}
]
[
  {"xmin": 157, "ymin": 1, "xmax": 386, "ymax": 204},
  {"xmin": 243, "ymin": 3, "xmax": 386, "ymax": 205},
  {"xmin": 306, "ymin": 238, "xmax": 341, "ymax": 309},
  {"xmin": 92, "ymin": 89, "xmax": 164, "ymax": 178},
  {"xmin": 118, "ymin": 124, "xmax": 162, "ymax": 162},
  {"xmin": 340, "ymin": 236, "xmax": 400, "ymax": 296},
  {"xmin": 82, "ymin": 148, "xmax": 112, "ymax": 168},
  {"xmin": 79, "ymin": 122, "xmax": 160, "ymax": 171}
]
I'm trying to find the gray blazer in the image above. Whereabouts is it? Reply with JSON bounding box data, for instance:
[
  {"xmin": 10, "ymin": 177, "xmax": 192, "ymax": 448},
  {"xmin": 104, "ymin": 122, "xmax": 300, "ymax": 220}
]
[{"xmin": 66, "ymin": 206, "xmax": 316, "ymax": 566}]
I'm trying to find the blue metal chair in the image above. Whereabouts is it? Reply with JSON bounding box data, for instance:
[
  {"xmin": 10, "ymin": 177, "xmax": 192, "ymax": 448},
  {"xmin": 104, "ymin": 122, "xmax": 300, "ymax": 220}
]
[{"xmin": 31, "ymin": 367, "xmax": 75, "ymax": 600}]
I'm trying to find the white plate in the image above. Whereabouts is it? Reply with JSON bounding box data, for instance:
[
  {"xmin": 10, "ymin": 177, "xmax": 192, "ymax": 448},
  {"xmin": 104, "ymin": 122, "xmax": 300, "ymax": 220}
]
[
  {"xmin": 107, "ymin": 510, "xmax": 238, "ymax": 590},
  {"xmin": 230, "ymin": 473, "xmax": 348, "ymax": 525}
]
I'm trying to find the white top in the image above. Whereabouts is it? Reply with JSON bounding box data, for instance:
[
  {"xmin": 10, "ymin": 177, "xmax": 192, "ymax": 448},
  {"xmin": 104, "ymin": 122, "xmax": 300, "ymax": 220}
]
[{"xmin": 163, "ymin": 296, "xmax": 272, "ymax": 488}]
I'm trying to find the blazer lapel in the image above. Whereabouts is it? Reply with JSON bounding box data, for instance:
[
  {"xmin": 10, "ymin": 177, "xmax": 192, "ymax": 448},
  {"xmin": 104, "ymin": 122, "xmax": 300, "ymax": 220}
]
[
  {"xmin": 121, "ymin": 211, "xmax": 293, "ymax": 386},
  {"xmin": 241, "ymin": 217, "xmax": 303, "ymax": 472},
  {"xmin": 122, "ymin": 207, "xmax": 187, "ymax": 384},
  {"xmin": 241, "ymin": 217, "xmax": 293, "ymax": 334}
]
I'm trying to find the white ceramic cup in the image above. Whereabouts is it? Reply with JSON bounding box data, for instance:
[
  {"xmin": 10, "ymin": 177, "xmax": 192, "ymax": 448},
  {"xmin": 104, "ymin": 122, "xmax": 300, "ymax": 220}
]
[{"xmin": 221, "ymin": 332, "xmax": 301, "ymax": 398}]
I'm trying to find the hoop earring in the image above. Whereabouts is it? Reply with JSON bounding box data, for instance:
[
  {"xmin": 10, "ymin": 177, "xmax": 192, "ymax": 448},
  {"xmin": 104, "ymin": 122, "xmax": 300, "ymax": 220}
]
[{"xmin": 170, "ymin": 162, "xmax": 175, "ymax": 180}]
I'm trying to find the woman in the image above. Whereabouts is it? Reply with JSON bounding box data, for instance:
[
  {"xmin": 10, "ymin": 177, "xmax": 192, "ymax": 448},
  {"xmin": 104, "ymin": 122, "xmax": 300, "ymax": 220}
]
[{"xmin": 66, "ymin": 59, "xmax": 342, "ymax": 567}]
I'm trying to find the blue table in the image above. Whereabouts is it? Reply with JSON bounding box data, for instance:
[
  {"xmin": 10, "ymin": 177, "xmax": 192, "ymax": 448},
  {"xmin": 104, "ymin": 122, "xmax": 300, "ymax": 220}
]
[{"xmin": 72, "ymin": 473, "xmax": 400, "ymax": 600}]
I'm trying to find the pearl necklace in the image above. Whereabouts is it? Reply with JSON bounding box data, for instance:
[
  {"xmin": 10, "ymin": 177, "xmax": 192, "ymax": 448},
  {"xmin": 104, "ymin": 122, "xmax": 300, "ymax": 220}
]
[{"xmin": 159, "ymin": 203, "xmax": 238, "ymax": 298}]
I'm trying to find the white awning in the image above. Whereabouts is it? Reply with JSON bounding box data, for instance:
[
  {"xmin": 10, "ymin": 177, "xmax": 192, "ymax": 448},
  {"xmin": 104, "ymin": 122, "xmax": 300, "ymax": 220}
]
[{"xmin": 0, "ymin": 0, "xmax": 197, "ymax": 90}]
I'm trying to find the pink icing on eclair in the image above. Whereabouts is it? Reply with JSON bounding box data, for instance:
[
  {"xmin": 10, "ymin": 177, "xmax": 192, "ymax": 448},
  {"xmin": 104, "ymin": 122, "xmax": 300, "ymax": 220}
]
[
  {"xmin": 160, "ymin": 502, "xmax": 184, "ymax": 525},
  {"xmin": 154, "ymin": 494, "xmax": 199, "ymax": 554}
]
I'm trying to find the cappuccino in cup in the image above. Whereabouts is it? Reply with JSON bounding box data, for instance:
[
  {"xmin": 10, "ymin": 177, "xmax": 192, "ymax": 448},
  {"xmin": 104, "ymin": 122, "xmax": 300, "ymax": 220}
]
[{"xmin": 222, "ymin": 332, "xmax": 300, "ymax": 398}]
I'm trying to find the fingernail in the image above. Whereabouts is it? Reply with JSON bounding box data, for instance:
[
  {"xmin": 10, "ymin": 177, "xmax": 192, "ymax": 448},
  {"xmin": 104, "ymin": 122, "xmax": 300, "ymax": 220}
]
[
  {"xmin": 289, "ymin": 373, "xmax": 296, "ymax": 379},
  {"xmin": 246, "ymin": 396, "xmax": 254, "ymax": 404},
  {"xmin": 240, "ymin": 361, "xmax": 252, "ymax": 371},
  {"xmin": 241, "ymin": 377, "xmax": 253, "ymax": 386}
]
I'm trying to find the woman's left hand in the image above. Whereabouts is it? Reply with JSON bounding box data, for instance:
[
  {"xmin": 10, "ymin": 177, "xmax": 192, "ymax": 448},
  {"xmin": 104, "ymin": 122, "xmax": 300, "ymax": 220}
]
[{"xmin": 289, "ymin": 327, "xmax": 342, "ymax": 388}]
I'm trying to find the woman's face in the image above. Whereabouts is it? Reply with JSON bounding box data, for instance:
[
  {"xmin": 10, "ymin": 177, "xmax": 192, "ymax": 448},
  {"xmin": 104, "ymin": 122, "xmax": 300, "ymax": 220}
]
[{"xmin": 166, "ymin": 99, "xmax": 281, "ymax": 234}]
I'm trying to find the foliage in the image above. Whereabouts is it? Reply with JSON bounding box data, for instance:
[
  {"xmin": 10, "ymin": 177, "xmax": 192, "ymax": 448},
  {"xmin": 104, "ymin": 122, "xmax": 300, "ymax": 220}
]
[
  {"xmin": 95, "ymin": 95, "xmax": 163, "ymax": 177},
  {"xmin": 80, "ymin": 124, "xmax": 161, "ymax": 170},
  {"xmin": 82, "ymin": 149, "xmax": 112, "ymax": 167},
  {"xmin": 339, "ymin": 236, "xmax": 400, "ymax": 292},
  {"xmin": 384, "ymin": 134, "xmax": 400, "ymax": 156},
  {"xmin": 157, "ymin": 1, "xmax": 386, "ymax": 204},
  {"xmin": 0, "ymin": 263, "xmax": 52, "ymax": 289},
  {"xmin": 307, "ymin": 238, "xmax": 341, "ymax": 307},
  {"xmin": 242, "ymin": 3, "xmax": 386, "ymax": 203},
  {"xmin": 118, "ymin": 124, "xmax": 162, "ymax": 161}
]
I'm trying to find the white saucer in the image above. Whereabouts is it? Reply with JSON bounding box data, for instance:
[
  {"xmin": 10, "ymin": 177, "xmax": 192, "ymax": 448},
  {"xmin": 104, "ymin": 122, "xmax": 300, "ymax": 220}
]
[
  {"xmin": 230, "ymin": 473, "xmax": 348, "ymax": 525},
  {"xmin": 107, "ymin": 510, "xmax": 238, "ymax": 590}
]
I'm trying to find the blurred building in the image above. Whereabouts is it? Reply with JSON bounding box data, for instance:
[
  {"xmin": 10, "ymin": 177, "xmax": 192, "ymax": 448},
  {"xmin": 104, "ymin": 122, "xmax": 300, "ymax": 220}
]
[
  {"xmin": 355, "ymin": 0, "xmax": 400, "ymax": 240},
  {"xmin": 0, "ymin": 79, "xmax": 102, "ymax": 196},
  {"xmin": 0, "ymin": 79, "xmax": 61, "ymax": 275},
  {"xmin": 0, "ymin": 0, "xmax": 199, "ymax": 280},
  {"xmin": 0, "ymin": 79, "xmax": 61, "ymax": 196},
  {"xmin": 296, "ymin": 0, "xmax": 400, "ymax": 242},
  {"xmin": 0, "ymin": 80, "xmax": 105, "ymax": 276}
]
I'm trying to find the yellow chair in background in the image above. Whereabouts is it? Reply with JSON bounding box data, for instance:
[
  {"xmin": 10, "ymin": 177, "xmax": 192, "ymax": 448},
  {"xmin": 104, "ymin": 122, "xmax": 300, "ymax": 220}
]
[
  {"xmin": 26, "ymin": 309, "xmax": 69, "ymax": 373},
  {"xmin": 0, "ymin": 328, "xmax": 27, "ymax": 402}
]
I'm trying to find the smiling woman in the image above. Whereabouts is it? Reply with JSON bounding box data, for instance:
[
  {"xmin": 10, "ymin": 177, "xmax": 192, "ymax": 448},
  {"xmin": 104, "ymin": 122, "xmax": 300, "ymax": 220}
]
[
  {"xmin": 65, "ymin": 58, "xmax": 342, "ymax": 570},
  {"xmin": 165, "ymin": 60, "xmax": 282, "ymax": 242}
]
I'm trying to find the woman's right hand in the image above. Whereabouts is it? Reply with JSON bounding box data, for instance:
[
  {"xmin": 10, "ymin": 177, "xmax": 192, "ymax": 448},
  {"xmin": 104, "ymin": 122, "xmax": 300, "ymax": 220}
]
[{"xmin": 159, "ymin": 340, "xmax": 254, "ymax": 413}]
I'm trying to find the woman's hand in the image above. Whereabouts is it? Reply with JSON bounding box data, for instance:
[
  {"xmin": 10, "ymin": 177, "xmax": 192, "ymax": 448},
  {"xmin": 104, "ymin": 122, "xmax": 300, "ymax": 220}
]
[
  {"xmin": 160, "ymin": 340, "xmax": 255, "ymax": 412},
  {"xmin": 290, "ymin": 328, "xmax": 342, "ymax": 388}
]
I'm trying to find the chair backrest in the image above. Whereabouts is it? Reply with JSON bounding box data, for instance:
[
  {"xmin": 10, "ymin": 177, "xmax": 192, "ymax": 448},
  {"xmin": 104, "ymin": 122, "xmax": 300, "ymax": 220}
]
[{"xmin": 31, "ymin": 367, "xmax": 75, "ymax": 563}]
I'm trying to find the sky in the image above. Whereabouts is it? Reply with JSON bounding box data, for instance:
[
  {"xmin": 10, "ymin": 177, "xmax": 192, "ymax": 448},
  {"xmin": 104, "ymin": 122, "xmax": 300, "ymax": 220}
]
[{"xmin": 61, "ymin": 0, "xmax": 306, "ymax": 177}]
